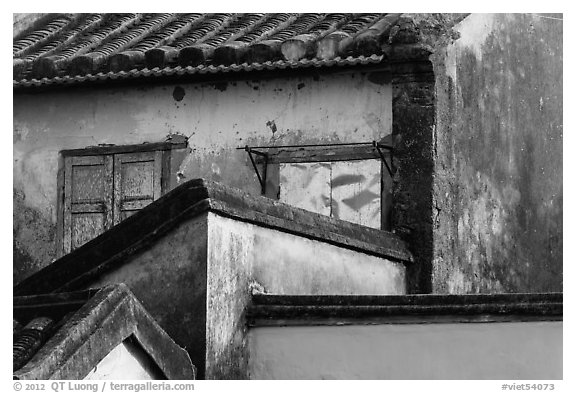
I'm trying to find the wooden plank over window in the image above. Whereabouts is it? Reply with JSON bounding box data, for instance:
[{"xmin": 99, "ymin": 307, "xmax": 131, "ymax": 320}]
[{"xmin": 63, "ymin": 155, "xmax": 113, "ymax": 253}]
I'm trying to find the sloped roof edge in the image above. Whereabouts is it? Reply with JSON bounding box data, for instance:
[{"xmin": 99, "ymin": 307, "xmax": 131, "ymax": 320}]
[
  {"xmin": 14, "ymin": 178, "xmax": 413, "ymax": 297},
  {"xmin": 14, "ymin": 284, "xmax": 196, "ymax": 380},
  {"xmin": 13, "ymin": 54, "xmax": 386, "ymax": 89},
  {"xmin": 13, "ymin": 13, "xmax": 470, "ymax": 90}
]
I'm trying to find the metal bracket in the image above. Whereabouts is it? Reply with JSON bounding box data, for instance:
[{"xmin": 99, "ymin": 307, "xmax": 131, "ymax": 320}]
[
  {"xmin": 243, "ymin": 146, "xmax": 268, "ymax": 195},
  {"xmin": 372, "ymin": 141, "xmax": 395, "ymax": 178},
  {"xmin": 239, "ymin": 141, "xmax": 393, "ymax": 192}
]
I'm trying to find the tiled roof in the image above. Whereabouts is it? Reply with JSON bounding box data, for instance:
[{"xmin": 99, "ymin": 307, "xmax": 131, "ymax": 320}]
[
  {"xmin": 13, "ymin": 13, "xmax": 427, "ymax": 87},
  {"xmin": 13, "ymin": 285, "xmax": 196, "ymax": 380}
]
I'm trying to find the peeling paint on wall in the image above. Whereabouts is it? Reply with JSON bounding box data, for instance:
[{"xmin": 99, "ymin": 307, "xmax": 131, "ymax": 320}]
[
  {"xmin": 432, "ymin": 13, "xmax": 562, "ymax": 293},
  {"xmin": 13, "ymin": 189, "xmax": 56, "ymax": 283},
  {"xmin": 14, "ymin": 72, "xmax": 393, "ymax": 279}
]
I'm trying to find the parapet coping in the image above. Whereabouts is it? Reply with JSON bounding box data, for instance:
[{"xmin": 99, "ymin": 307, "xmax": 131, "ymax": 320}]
[
  {"xmin": 246, "ymin": 292, "xmax": 563, "ymax": 326},
  {"xmin": 15, "ymin": 179, "xmax": 413, "ymax": 296}
]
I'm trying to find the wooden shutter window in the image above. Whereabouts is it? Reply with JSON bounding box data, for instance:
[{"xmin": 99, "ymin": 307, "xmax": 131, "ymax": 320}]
[
  {"xmin": 62, "ymin": 151, "xmax": 164, "ymax": 254},
  {"xmin": 113, "ymin": 151, "xmax": 162, "ymax": 224},
  {"xmin": 63, "ymin": 155, "xmax": 114, "ymax": 253}
]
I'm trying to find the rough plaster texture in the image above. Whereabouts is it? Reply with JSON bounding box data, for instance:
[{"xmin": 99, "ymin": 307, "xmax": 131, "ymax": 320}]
[
  {"xmin": 248, "ymin": 321, "xmax": 562, "ymax": 379},
  {"xmin": 89, "ymin": 214, "xmax": 208, "ymax": 379},
  {"xmin": 82, "ymin": 210, "xmax": 403, "ymax": 379},
  {"xmin": 431, "ymin": 14, "xmax": 563, "ymax": 293},
  {"xmin": 13, "ymin": 71, "xmax": 392, "ymax": 283},
  {"xmin": 392, "ymin": 78, "xmax": 435, "ymax": 293},
  {"xmin": 205, "ymin": 213, "xmax": 405, "ymax": 379}
]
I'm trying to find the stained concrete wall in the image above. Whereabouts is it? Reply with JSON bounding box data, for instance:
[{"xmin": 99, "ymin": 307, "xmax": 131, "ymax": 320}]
[
  {"xmin": 86, "ymin": 210, "xmax": 405, "ymax": 379},
  {"xmin": 205, "ymin": 213, "xmax": 405, "ymax": 379},
  {"xmin": 248, "ymin": 321, "xmax": 562, "ymax": 379},
  {"xmin": 13, "ymin": 71, "xmax": 393, "ymax": 283},
  {"xmin": 89, "ymin": 213, "xmax": 209, "ymax": 379},
  {"xmin": 432, "ymin": 14, "xmax": 563, "ymax": 293}
]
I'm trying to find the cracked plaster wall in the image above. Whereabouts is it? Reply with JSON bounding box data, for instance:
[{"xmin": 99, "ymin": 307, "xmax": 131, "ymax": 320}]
[
  {"xmin": 431, "ymin": 13, "xmax": 562, "ymax": 293},
  {"xmin": 13, "ymin": 71, "xmax": 392, "ymax": 283}
]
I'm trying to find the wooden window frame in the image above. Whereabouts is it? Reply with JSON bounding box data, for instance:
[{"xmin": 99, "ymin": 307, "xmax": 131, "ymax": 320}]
[{"xmin": 56, "ymin": 142, "xmax": 186, "ymax": 257}]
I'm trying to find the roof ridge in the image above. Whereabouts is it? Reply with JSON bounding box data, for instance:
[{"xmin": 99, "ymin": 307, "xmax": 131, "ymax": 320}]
[{"xmin": 12, "ymin": 13, "xmax": 447, "ymax": 85}]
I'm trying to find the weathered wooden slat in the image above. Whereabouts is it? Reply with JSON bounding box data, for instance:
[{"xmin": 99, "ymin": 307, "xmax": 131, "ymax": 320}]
[
  {"xmin": 113, "ymin": 151, "xmax": 163, "ymax": 225},
  {"xmin": 121, "ymin": 200, "xmax": 151, "ymax": 211},
  {"xmin": 61, "ymin": 141, "xmax": 186, "ymax": 157},
  {"xmin": 63, "ymin": 155, "xmax": 113, "ymax": 253},
  {"xmin": 254, "ymin": 145, "xmax": 387, "ymax": 164},
  {"xmin": 70, "ymin": 203, "xmax": 106, "ymax": 213}
]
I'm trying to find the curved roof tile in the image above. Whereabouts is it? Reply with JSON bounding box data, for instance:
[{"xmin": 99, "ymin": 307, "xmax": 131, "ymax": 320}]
[{"xmin": 13, "ymin": 13, "xmax": 443, "ymax": 88}]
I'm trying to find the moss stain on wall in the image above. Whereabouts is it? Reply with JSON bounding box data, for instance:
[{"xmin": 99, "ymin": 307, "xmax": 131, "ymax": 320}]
[{"xmin": 432, "ymin": 13, "xmax": 562, "ymax": 293}]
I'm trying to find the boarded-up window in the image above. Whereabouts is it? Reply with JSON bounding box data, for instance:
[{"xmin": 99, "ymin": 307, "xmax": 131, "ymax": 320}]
[
  {"xmin": 279, "ymin": 159, "xmax": 383, "ymax": 229},
  {"xmin": 61, "ymin": 150, "xmax": 165, "ymax": 254}
]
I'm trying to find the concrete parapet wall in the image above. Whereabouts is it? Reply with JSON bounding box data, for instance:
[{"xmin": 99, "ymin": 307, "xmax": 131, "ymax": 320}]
[{"xmin": 247, "ymin": 321, "xmax": 562, "ymax": 379}]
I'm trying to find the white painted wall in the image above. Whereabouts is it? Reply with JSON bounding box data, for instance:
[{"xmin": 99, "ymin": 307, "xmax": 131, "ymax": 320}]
[
  {"xmin": 14, "ymin": 70, "xmax": 393, "ymax": 280},
  {"xmin": 84, "ymin": 341, "xmax": 158, "ymax": 380},
  {"xmin": 208, "ymin": 213, "xmax": 405, "ymax": 296},
  {"xmin": 205, "ymin": 212, "xmax": 405, "ymax": 378},
  {"xmin": 248, "ymin": 321, "xmax": 562, "ymax": 379}
]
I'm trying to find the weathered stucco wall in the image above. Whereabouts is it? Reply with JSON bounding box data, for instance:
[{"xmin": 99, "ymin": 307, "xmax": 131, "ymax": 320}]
[
  {"xmin": 89, "ymin": 213, "xmax": 209, "ymax": 379},
  {"xmin": 432, "ymin": 14, "xmax": 563, "ymax": 293},
  {"xmin": 205, "ymin": 213, "xmax": 406, "ymax": 379},
  {"xmin": 13, "ymin": 71, "xmax": 393, "ymax": 283},
  {"xmin": 247, "ymin": 321, "xmax": 562, "ymax": 379},
  {"xmin": 83, "ymin": 209, "xmax": 405, "ymax": 379}
]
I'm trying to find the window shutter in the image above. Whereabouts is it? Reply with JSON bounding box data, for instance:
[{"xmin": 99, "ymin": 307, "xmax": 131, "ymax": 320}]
[
  {"xmin": 63, "ymin": 155, "xmax": 114, "ymax": 253},
  {"xmin": 113, "ymin": 151, "xmax": 163, "ymax": 224}
]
